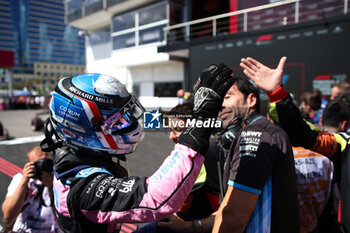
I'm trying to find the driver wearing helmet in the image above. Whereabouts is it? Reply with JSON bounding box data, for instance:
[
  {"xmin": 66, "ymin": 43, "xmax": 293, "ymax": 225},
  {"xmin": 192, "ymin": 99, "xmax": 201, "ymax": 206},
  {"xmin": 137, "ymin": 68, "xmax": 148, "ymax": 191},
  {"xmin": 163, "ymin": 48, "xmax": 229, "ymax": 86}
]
[{"xmin": 41, "ymin": 65, "xmax": 234, "ymax": 233}]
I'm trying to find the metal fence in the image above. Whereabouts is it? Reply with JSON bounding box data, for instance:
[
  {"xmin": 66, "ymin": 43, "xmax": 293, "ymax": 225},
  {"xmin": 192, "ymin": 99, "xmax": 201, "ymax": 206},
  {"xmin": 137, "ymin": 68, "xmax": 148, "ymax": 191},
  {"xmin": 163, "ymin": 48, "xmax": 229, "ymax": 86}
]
[{"xmin": 163, "ymin": 0, "xmax": 349, "ymax": 44}]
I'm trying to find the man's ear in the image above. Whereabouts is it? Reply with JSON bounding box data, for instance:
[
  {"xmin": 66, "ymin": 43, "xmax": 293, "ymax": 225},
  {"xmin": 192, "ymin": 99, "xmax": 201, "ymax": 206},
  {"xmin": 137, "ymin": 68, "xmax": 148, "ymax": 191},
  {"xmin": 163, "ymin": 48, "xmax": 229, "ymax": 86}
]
[
  {"xmin": 339, "ymin": 120, "xmax": 348, "ymax": 132},
  {"xmin": 306, "ymin": 104, "xmax": 312, "ymax": 112},
  {"xmin": 246, "ymin": 93, "xmax": 257, "ymax": 109}
]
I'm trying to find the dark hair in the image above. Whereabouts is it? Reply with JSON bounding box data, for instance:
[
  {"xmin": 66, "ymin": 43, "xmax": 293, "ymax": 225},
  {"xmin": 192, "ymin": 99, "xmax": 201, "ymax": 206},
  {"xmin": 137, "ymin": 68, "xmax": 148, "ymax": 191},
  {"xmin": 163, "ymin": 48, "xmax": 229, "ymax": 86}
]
[
  {"xmin": 232, "ymin": 76, "xmax": 261, "ymax": 113},
  {"xmin": 334, "ymin": 94, "xmax": 350, "ymax": 111},
  {"xmin": 338, "ymin": 81, "xmax": 350, "ymax": 95},
  {"xmin": 302, "ymin": 90, "xmax": 322, "ymax": 111},
  {"xmin": 165, "ymin": 102, "xmax": 193, "ymax": 120},
  {"xmin": 322, "ymin": 99, "xmax": 349, "ymax": 128}
]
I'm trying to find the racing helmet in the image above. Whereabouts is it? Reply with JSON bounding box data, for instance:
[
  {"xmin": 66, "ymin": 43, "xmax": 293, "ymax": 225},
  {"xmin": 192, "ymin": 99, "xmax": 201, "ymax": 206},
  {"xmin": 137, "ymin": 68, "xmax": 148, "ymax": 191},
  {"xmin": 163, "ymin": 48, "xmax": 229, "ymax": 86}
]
[{"xmin": 48, "ymin": 73, "xmax": 145, "ymax": 155}]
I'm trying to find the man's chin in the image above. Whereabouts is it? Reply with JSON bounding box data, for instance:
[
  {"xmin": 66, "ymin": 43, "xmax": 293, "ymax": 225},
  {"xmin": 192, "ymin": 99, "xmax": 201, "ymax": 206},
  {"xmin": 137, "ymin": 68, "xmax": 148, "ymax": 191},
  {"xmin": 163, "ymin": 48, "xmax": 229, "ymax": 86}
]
[
  {"xmin": 221, "ymin": 118, "xmax": 233, "ymax": 128},
  {"xmin": 222, "ymin": 122, "xmax": 229, "ymax": 128}
]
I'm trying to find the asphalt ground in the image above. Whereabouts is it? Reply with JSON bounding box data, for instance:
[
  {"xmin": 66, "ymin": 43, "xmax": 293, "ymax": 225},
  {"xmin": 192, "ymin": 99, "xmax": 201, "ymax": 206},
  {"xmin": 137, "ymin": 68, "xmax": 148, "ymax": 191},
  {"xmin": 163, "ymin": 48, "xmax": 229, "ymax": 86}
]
[{"xmin": 0, "ymin": 109, "xmax": 173, "ymax": 223}]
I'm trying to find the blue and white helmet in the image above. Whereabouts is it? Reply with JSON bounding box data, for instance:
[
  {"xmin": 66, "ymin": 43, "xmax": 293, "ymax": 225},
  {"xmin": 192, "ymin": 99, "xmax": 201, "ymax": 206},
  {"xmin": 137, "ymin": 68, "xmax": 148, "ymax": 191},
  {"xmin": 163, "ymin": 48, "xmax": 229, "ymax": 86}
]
[{"xmin": 49, "ymin": 73, "xmax": 144, "ymax": 155}]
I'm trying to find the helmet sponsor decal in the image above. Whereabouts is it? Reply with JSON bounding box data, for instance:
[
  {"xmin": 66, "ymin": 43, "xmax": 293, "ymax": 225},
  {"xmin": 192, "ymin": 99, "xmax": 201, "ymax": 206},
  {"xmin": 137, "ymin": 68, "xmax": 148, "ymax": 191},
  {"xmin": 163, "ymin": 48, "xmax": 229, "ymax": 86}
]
[
  {"xmin": 119, "ymin": 179, "xmax": 135, "ymax": 193},
  {"xmin": 68, "ymin": 85, "xmax": 113, "ymax": 104},
  {"xmin": 62, "ymin": 129, "xmax": 76, "ymax": 138},
  {"xmin": 59, "ymin": 105, "xmax": 81, "ymax": 121}
]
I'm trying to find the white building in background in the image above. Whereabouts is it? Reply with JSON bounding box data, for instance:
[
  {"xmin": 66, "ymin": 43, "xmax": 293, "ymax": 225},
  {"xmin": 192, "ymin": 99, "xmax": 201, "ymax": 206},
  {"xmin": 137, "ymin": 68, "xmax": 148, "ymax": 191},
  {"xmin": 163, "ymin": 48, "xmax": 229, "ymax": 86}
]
[{"xmin": 65, "ymin": 0, "xmax": 185, "ymax": 110}]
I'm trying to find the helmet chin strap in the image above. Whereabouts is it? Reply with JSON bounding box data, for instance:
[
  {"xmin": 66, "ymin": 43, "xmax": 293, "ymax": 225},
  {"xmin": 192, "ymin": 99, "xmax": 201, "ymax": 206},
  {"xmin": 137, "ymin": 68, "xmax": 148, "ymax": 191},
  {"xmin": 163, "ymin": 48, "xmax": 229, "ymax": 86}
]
[
  {"xmin": 40, "ymin": 118, "xmax": 66, "ymax": 152},
  {"xmin": 125, "ymin": 158, "xmax": 130, "ymax": 176},
  {"xmin": 115, "ymin": 156, "xmax": 130, "ymax": 176}
]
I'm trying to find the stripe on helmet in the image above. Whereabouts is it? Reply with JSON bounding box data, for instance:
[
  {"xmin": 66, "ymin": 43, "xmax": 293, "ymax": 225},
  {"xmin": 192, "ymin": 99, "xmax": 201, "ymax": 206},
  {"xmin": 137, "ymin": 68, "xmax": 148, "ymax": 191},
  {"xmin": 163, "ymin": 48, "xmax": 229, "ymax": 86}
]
[
  {"xmin": 58, "ymin": 79, "xmax": 74, "ymax": 99},
  {"xmin": 75, "ymin": 96, "xmax": 119, "ymax": 150}
]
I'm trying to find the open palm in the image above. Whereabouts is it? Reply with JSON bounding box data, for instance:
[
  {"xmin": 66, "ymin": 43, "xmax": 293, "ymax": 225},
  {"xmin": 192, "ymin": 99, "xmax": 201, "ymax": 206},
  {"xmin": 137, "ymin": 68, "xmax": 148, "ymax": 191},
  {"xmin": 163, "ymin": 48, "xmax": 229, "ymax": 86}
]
[{"xmin": 240, "ymin": 57, "xmax": 287, "ymax": 94}]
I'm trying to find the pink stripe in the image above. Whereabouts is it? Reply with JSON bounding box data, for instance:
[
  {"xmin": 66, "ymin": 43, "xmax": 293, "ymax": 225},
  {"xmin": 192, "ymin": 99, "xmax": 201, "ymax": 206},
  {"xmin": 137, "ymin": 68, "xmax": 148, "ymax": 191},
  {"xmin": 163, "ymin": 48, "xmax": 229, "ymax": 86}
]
[
  {"xmin": 0, "ymin": 166, "xmax": 17, "ymax": 177},
  {"xmin": 122, "ymin": 223, "xmax": 137, "ymax": 230},
  {"xmin": 120, "ymin": 224, "xmax": 136, "ymax": 233},
  {"xmin": 0, "ymin": 157, "xmax": 23, "ymax": 173},
  {"xmin": 0, "ymin": 166, "xmax": 16, "ymax": 178},
  {"xmin": 0, "ymin": 163, "xmax": 21, "ymax": 176},
  {"xmin": 54, "ymin": 177, "xmax": 72, "ymax": 218}
]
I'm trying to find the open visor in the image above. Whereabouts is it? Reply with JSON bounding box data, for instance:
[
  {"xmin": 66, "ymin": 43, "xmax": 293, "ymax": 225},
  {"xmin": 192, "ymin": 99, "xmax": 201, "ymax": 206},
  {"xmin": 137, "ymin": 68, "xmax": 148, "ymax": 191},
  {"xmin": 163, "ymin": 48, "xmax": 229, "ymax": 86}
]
[{"xmin": 101, "ymin": 95, "xmax": 145, "ymax": 134}]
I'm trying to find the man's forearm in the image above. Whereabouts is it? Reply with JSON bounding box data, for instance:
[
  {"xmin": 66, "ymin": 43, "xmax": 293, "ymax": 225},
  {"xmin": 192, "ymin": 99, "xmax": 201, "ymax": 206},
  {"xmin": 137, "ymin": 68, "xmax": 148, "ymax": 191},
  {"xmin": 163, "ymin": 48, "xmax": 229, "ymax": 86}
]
[
  {"xmin": 268, "ymin": 88, "xmax": 318, "ymax": 149},
  {"xmin": 2, "ymin": 180, "xmax": 27, "ymax": 223},
  {"xmin": 212, "ymin": 186, "xmax": 258, "ymax": 233},
  {"xmin": 158, "ymin": 212, "xmax": 216, "ymax": 232},
  {"xmin": 212, "ymin": 207, "xmax": 246, "ymax": 233}
]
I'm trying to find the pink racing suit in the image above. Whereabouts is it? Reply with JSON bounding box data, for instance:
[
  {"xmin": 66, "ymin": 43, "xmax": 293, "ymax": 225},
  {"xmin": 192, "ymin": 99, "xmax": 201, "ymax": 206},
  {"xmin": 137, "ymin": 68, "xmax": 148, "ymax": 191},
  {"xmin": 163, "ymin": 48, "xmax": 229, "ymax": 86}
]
[{"xmin": 53, "ymin": 143, "xmax": 204, "ymax": 232}]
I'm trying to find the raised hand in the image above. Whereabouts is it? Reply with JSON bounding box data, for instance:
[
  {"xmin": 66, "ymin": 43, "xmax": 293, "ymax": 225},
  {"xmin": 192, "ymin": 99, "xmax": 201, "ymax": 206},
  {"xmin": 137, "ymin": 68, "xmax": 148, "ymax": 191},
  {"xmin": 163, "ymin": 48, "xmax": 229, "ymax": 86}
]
[
  {"xmin": 179, "ymin": 63, "xmax": 234, "ymax": 154},
  {"xmin": 240, "ymin": 57, "xmax": 287, "ymax": 94},
  {"xmin": 22, "ymin": 162, "xmax": 35, "ymax": 183},
  {"xmin": 192, "ymin": 63, "xmax": 234, "ymax": 118}
]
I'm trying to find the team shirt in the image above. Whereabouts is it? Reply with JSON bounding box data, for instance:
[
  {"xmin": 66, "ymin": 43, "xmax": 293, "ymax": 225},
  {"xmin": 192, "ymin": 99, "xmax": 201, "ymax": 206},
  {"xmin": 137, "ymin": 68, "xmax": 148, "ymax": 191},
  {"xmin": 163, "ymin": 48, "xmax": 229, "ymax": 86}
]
[{"xmin": 223, "ymin": 116, "xmax": 299, "ymax": 233}]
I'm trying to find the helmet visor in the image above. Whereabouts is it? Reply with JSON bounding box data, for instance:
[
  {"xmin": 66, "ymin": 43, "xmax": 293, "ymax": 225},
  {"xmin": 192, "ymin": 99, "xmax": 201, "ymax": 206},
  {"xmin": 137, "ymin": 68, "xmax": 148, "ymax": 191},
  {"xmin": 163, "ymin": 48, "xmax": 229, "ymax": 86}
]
[{"xmin": 101, "ymin": 95, "xmax": 145, "ymax": 134}]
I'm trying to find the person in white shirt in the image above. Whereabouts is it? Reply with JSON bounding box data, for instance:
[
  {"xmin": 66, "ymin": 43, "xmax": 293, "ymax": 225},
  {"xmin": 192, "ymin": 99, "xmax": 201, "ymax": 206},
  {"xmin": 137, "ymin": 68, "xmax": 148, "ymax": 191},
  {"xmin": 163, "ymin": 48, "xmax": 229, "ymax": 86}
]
[{"xmin": 2, "ymin": 146, "xmax": 61, "ymax": 233}]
